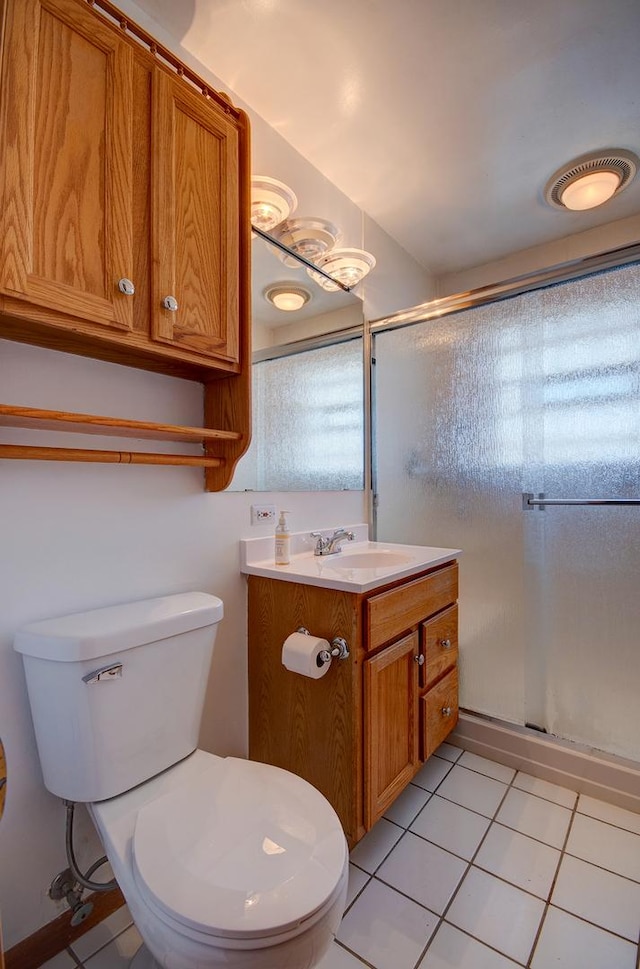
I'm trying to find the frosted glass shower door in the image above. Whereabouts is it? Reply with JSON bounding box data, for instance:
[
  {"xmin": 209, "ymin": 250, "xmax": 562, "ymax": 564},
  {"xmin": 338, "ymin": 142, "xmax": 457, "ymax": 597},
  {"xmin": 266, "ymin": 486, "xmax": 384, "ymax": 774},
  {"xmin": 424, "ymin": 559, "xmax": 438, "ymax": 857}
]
[{"xmin": 374, "ymin": 262, "xmax": 640, "ymax": 761}]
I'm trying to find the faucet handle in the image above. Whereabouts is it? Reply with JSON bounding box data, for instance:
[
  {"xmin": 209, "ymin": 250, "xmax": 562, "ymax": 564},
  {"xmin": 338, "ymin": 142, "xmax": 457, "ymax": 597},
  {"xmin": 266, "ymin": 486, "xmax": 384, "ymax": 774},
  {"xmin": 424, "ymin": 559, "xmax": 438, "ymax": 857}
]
[{"xmin": 310, "ymin": 531, "xmax": 327, "ymax": 552}]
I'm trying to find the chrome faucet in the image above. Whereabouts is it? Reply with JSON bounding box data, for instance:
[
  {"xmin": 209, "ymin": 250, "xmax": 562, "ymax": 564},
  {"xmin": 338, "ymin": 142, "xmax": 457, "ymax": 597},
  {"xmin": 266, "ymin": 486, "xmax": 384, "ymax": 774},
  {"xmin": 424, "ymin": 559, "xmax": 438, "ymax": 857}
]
[{"xmin": 310, "ymin": 528, "xmax": 355, "ymax": 556}]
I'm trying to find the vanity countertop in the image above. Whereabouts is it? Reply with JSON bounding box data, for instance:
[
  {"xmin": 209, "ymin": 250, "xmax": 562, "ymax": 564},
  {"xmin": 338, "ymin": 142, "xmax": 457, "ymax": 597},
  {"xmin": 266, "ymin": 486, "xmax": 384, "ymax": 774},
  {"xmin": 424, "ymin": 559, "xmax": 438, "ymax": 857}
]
[{"xmin": 240, "ymin": 525, "xmax": 460, "ymax": 593}]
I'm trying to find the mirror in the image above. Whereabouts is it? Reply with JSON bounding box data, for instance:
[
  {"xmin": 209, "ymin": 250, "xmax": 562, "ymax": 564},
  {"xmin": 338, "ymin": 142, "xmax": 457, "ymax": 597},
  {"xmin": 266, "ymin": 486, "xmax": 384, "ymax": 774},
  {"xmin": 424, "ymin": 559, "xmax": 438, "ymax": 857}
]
[
  {"xmin": 227, "ymin": 233, "xmax": 365, "ymax": 491},
  {"xmin": 0, "ymin": 738, "xmax": 6, "ymax": 821}
]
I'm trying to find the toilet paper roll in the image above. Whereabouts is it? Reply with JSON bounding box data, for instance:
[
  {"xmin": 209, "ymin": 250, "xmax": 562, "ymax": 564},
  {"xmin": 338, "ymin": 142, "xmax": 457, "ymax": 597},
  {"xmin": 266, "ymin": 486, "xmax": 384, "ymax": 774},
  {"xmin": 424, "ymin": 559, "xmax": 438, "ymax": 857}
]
[{"xmin": 282, "ymin": 632, "xmax": 331, "ymax": 679}]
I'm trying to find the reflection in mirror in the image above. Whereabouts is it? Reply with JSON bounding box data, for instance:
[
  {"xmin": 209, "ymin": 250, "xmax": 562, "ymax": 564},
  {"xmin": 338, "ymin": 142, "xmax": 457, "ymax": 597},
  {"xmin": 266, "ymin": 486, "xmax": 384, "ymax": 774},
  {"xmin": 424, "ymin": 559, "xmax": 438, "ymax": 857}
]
[{"xmin": 227, "ymin": 234, "xmax": 365, "ymax": 491}]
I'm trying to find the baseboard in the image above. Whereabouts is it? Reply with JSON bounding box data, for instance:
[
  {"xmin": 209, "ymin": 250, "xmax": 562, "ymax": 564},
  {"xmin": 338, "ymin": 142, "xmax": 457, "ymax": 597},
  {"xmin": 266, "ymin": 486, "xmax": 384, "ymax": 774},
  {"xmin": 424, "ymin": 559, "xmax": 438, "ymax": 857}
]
[
  {"xmin": 5, "ymin": 887, "xmax": 125, "ymax": 969},
  {"xmin": 450, "ymin": 711, "xmax": 640, "ymax": 814}
]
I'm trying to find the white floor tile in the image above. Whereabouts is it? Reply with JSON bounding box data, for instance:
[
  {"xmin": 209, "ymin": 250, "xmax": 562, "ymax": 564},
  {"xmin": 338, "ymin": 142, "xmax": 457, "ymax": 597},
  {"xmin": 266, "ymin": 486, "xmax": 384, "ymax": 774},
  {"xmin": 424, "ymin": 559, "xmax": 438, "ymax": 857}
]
[
  {"xmin": 418, "ymin": 922, "xmax": 521, "ymax": 969},
  {"xmin": 316, "ymin": 941, "xmax": 369, "ymax": 968},
  {"xmin": 71, "ymin": 904, "xmax": 134, "ymax": 960},
  {"xmin": 552, "ymin": 853, "xmax": 640, "ymax": 941},
  {"xmin": 410, "ymin": 794, "xmax": 491, "ymax": 860},
  {"xmin": 457, "ymin": 751, "xmax": 516, "ymax": 784},
  {"xmin": 446, "ymin": 867, "xmax": 545, "ymax": 964},
  {"xmin": 436, "ymin": 766, "xmax": 507, "ymax": 818},
  {"xmin": 384, "ymin": 783, "xmax": 431, "ymax": 827},
  {"xmin": 349, "ymin": 817, "xmax": 403, "ymax": 873},
  {"xmin": 496, "ymin": 787, "xmax": 572, "ymax": 848},
  {"xmin": 566, "ymin": 812, "xmax": 640, "ymax": 882},
  {"xmin": 433, "ymin": 743, "xmax": 463, "ymax": 763},
  {"xmin": 40, "ymin": 953, "xmax": 77, "ymax": 969},
  {"xmin": 346, "ymin": 864, "xmax": 370, "ymax": 908},
  {"xmin": 531, "ymin": 906, "xmax": 637, "ymax": 969},
  {"xmin": 377, "ymin": 831, "xmax": 467, "ymax": 915},
  {"xmin": 475, "ymin": 822, "xmax": 561, "ymax": 898},
  {"xmin": 337, "ymin": 878, "xmax": 438, "ymax": 969},
  {"xmin": 577, "ymin": 794, "xmax": 640, "ymax": 835},
  {"xmin": 412, "ymin": 756, "xmax": 454, "ymax": 792},
  {"xmin": 83, "ymin": 925, "xmax": 143, "ymax": 967},
  {"xmin": 513, "ymin": 771, "xmax": 577, "ymax": 809}
]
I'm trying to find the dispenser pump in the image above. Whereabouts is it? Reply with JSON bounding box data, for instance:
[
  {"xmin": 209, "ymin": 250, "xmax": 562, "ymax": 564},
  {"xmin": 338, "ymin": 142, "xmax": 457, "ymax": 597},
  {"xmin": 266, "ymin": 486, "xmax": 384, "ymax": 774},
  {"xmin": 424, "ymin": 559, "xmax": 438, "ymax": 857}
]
[{"xmin": 275, "ymin": 511, "xmax": 291, "ymax": 565}]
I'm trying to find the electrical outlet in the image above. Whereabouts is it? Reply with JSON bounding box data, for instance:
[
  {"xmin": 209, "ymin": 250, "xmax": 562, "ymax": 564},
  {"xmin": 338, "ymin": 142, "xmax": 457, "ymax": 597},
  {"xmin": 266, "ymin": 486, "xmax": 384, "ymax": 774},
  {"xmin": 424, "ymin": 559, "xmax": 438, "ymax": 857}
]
[{"xmin": 251, "ymin": 503, "xmax": 276, "ymax": 525}]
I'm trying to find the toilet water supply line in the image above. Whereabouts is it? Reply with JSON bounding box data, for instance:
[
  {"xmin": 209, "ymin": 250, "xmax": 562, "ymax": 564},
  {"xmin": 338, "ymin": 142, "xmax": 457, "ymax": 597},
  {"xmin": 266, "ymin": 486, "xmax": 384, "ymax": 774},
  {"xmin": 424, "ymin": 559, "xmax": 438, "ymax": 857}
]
[{"xmin": 64, "ymin": 800, "xmax": 118, "ymax": 892}]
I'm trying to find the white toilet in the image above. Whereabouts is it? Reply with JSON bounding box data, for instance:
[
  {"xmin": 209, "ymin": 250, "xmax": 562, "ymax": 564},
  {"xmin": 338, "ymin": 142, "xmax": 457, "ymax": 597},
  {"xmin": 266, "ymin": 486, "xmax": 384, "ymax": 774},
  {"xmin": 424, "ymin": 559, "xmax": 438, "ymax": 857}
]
[{"xmin": 15, "ymin": 592, "xmax": 348, "ymax": 969}]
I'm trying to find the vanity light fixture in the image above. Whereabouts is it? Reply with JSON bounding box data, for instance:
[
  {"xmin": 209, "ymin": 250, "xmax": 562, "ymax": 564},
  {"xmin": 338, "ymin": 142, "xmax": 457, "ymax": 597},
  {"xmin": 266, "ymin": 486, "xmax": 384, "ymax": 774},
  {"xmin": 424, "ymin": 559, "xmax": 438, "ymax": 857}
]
[
  {"xmin": 307, "ymin": 247, "xmax": 377, "ymax": 291},
  {"xmin": 270, "ymin": 218, "xmax": 340, "ymax": 268},
  {"xmin": 264, "ymin": 285, "xmax": 311, "ymax": 312},
  {"xmin": 544, "ymin": 150, "xmax": 638, "ymax": 211},
  {"xmin": 250, "ymin": 176, "xmax": 298, "ymax": 232}
]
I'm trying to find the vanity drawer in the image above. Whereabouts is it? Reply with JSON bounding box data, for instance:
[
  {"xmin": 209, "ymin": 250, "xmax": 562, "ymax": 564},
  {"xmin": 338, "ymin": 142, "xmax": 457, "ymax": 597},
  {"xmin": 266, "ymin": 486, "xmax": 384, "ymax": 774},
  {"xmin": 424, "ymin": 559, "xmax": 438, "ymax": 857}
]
[
  {"xmin": 420, "ymin": 666, "xmax": 458, "ymax": 760},
  {"xmin": 366, "ymin": 562, "xmax": 458, "ymax": 652},
  {"xmin": 421, "ymin": 604, "xmax": 458, "ymax": 689}
]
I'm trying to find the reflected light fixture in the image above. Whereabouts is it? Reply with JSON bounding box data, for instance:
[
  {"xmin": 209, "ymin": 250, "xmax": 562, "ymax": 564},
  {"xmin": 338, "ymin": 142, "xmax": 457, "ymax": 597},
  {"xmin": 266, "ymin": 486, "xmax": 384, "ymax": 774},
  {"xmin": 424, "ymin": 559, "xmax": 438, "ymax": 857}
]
[
  {"xmin": 544, "ymin": 150, "xmax": 638, "ymax": 211},
  {"xmin": 264, "ymin": 285, "xmax": 311, "ymax": 312},
  {"xmin": 307, "ymin": 247, "xmax": 377, "ymax": 291},
  {"xmin": 251, "ymin": 176, "xmax": 298, "ymax": 231},
  {"xmin": 271, "ymin": 218, "xmax": 340, "ymax": 268}
]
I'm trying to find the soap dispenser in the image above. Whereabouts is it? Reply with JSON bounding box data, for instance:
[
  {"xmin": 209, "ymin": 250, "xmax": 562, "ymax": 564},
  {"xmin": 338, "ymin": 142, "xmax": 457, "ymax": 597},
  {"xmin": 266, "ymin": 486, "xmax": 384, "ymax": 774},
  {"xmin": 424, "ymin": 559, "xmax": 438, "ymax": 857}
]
[{"xmin": 275, "ymin": 511, "xmax": 291, "ymax": 565}]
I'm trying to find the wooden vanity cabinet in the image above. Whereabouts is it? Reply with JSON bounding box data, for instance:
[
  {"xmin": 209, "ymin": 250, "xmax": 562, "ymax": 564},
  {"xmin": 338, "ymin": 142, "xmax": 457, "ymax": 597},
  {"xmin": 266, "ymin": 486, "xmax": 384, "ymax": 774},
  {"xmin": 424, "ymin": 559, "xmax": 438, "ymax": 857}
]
[{"xmin": 248, "ymin": 560, "xmax": 459, "ymax": 847}]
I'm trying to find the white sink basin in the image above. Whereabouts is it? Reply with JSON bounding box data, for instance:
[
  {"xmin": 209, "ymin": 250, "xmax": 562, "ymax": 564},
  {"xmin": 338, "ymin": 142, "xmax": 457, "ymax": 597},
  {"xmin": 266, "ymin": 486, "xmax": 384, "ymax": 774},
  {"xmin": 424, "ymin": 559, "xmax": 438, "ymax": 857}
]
[{"xmin": 331, "ymin": 551, "xmax": 411, "ymax": 569}]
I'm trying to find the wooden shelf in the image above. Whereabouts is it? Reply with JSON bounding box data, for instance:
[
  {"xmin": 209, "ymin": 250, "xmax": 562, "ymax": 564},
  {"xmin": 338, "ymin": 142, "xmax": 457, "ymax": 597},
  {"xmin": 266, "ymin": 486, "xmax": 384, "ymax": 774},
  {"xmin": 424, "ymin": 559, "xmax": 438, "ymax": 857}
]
[{"xmin": 0, "ymin": 404, "xmax": 240, "ymax": 468}]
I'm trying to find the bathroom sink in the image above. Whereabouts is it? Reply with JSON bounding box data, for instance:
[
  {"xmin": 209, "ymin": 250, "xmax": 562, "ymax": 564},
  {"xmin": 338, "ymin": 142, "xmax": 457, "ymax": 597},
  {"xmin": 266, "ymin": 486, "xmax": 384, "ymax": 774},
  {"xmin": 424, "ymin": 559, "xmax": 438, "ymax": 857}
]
[{"xmin": 330, "ymin": 551, "xmax": 412, "ymax": 569}]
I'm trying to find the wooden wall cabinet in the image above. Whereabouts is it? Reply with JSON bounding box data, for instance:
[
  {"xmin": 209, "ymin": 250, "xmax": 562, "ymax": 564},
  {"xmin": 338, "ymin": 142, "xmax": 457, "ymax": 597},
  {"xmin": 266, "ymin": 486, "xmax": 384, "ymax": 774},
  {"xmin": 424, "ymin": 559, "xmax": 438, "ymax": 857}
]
[
  {"xmin": 0, "ymin": 0, "xmax": 251, "ymax": 488},
  {"xmin": 248, "ymin": 560, "xmax": 459, "ymax": 846}
]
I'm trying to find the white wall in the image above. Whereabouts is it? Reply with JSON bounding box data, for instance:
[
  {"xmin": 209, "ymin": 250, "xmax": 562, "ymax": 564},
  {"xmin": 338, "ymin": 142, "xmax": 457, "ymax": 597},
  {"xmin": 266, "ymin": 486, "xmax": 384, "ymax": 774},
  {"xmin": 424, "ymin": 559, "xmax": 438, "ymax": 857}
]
[{"xmin": 0, "ymin": 340, "xmax": 365, "ymax": 945}]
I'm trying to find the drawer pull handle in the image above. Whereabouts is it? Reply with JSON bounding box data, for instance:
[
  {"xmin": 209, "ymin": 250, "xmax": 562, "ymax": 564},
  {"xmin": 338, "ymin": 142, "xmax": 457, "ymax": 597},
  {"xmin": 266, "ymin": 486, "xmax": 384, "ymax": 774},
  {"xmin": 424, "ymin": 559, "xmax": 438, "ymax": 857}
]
[
  {"xmin": 440, "ymin": 638, "xmax": 452, "ymax": 649},
  {"xmin": 414, "ymin": 654, "xmax": 425, "ymax": 666},
  {"xmin": 441, "ymin": 706, "xmax": 452, "ymax": 717}
]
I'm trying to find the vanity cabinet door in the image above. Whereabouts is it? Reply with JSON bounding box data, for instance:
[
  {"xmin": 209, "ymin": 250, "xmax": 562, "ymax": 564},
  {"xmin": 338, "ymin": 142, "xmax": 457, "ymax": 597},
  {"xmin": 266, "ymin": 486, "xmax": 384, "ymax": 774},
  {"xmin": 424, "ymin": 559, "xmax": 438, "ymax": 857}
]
[
  {"xmin": 364, "ymin": 631, "xmax": 420, "ymax": 828},
  {"xmin": 0, "ymin": 0, "xmax": 134, "ymax": 330},
  {"xmin": 151, "ymin": 70, "xmax": 240, "ymax": 367}
]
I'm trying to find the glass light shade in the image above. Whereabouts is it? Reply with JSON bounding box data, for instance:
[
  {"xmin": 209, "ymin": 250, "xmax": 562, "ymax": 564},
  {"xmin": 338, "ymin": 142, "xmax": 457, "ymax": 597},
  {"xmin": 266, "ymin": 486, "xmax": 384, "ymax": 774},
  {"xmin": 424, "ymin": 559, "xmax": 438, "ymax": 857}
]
[
  {"xmin": 307, "ymin": 247, "xmax": 376, "ymax": 292},
  {"xmin": 251, "ymin": 176, "xmax": 298, "ymax": 231},
  {"xmin": 560, "ymin": 170, "xmax": 621, "ymax": 210},
  {"xmin": 265, "ymin": 286, "xmax": 311, "ymax": 312},
  {"xmin": 271, "ymin": 218, "xmax": 340, "ymax": 268}
]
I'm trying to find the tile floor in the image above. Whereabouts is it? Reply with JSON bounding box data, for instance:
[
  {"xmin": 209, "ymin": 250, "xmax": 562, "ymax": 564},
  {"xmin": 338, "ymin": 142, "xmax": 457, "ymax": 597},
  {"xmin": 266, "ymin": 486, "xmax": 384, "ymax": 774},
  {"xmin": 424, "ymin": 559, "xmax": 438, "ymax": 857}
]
[{"xmin": 42, "ymin": 744, "xmax": 640, "ymax": 969}]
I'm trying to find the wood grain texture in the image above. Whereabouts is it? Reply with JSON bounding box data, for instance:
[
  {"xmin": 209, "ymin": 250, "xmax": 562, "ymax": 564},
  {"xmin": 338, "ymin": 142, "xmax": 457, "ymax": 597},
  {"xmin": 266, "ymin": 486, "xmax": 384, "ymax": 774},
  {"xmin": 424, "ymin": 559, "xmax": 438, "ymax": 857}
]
[
  {"xmin": 5, "ymin": 888, "xmax": 125, "ymax": 969},
  {"xmin": 421, "ymin": 604, "xmax": 458, "ymax": 690},
  {"xmin": 0, "ymin": 445, "xmax": 223, "ymax": 466},
  {"xmin": 0, "ymin": 404, "xmax": 241, "ymax": 442},
  {"xmin": 364, "ymin": 631, "xmax": 420, "ymax": 827},
  {"xmin": 248, "ymin": 576, "xmax": 365, "ymax": 845},
  {"xmin": 366, "ymin": 562, "xmax": 458, "ymax": 651},
  {"xmin": 421, "ymin": 666, "xmax": 459, "ymax": 760}
]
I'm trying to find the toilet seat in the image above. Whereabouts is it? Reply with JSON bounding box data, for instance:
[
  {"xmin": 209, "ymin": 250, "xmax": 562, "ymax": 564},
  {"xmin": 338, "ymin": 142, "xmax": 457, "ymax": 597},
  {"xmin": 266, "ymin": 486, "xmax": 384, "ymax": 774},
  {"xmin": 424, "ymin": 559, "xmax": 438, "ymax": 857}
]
[{"xmin": 132, "ymin": 756, "xmax": 347, "ymax": 945}]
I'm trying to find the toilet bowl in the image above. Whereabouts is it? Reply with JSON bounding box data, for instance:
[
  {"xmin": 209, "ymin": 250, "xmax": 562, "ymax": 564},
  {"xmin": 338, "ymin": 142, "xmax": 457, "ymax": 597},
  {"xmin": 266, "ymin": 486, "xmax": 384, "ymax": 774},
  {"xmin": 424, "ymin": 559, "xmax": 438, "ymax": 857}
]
[
  {"xmin": 91, "ymin": 749, "xmax": 348, "ymax": 969},
  {"xmin": 14, "ymin": 593, "xmax": 348, "ymax": 968}
]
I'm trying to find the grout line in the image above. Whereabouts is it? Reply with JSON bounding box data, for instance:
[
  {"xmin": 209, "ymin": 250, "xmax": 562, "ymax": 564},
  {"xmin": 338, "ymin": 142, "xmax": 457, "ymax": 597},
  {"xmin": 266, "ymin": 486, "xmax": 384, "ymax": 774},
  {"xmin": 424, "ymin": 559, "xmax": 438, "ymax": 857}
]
[
  {"xmin": 548, "ymin": 901, "xmax": 640, "ymax": 946},
  {"xmin": 65, "ymin": 947, "xmax": 85, "ymax": 968},
  {"xmin": 562, "ymin": 848, "xmax": 640, "ymax": 886}
]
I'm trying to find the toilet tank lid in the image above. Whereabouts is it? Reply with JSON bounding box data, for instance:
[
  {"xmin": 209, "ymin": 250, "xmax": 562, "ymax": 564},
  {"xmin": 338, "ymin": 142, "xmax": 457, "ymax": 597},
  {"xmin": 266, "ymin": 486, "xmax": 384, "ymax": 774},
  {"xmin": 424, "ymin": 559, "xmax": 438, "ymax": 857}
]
[{"xmin": 14, "ymin": 593, "xmax": 223, "ymax": 663}]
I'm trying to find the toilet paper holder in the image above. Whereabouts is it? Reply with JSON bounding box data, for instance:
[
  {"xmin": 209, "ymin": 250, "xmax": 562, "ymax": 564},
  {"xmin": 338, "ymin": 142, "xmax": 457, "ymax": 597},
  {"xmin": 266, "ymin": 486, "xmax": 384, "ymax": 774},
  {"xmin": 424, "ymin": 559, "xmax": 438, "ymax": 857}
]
[{"xmin": 296, "ymin": 627, "xmax": 350, "ymax": 665}]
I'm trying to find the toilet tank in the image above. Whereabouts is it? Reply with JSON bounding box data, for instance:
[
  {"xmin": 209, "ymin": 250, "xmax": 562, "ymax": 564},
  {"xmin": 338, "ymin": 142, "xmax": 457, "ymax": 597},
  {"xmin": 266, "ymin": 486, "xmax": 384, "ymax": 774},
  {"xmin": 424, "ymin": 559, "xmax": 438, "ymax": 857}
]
[{"xmin": 14, "ymin": 592, "xmax": 223, "ymax": 803}]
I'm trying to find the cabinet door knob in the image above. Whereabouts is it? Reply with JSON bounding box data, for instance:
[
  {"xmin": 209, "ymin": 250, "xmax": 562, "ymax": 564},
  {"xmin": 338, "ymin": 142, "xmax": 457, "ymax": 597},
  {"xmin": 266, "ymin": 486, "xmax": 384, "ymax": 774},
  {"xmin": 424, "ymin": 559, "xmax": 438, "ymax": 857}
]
[
  {"xmin": 441, "ymin": 706, "xmax": 452, "ymax": 717},
  {"xmin": 118, "ymin": 277, "xmax": 135, "ymax": 296},
  {"xmin": 162, "ymin": 295, "xmax": 179, "ymax": 311},
  {"xmin": 414, "ymin": 654, "xmax": 425, "ymax": 666},
  {"xmin": 440, "ymin": 638, "xmax": 452, "ymax": 650}
]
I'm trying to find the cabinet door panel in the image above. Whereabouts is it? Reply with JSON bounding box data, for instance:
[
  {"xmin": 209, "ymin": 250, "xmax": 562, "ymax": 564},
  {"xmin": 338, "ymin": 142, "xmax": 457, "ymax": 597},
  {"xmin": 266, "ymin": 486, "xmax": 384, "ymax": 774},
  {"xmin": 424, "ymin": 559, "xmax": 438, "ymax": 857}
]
[
  {"xmin": 364, "ymin": 631, "xmax": 420, "ymax": 828},
  {"xmin": 1, "ymin": 0, "xmax": 133, "ymax": 328},
  {"xmin": 152, "ymin": 71, "xmax": 239, "ymax": 364},
  {"xmin": 421, "ymin": 666, "xmax": 459, "ymax": 760}
]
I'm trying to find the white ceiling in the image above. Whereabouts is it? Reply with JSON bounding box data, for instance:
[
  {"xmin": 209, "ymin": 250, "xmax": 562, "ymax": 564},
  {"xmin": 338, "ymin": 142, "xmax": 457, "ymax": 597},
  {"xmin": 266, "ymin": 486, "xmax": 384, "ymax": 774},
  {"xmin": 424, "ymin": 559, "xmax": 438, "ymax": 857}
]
[{"xmin": 135, "ymin": 0, "xmax": 640, "ymax": 277}]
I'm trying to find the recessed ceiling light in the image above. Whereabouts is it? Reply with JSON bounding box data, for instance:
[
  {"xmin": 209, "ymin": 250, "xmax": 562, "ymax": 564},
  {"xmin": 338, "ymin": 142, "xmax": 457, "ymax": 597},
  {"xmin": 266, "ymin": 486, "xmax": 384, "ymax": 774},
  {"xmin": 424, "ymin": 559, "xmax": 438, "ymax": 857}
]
[
  {"xmin": 264, "ymin": 285, "xmax": 311, "ymax": 312},
  {"xmin": 544, "ymin": 150, "xmax": 638, "ymax": 211}
]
